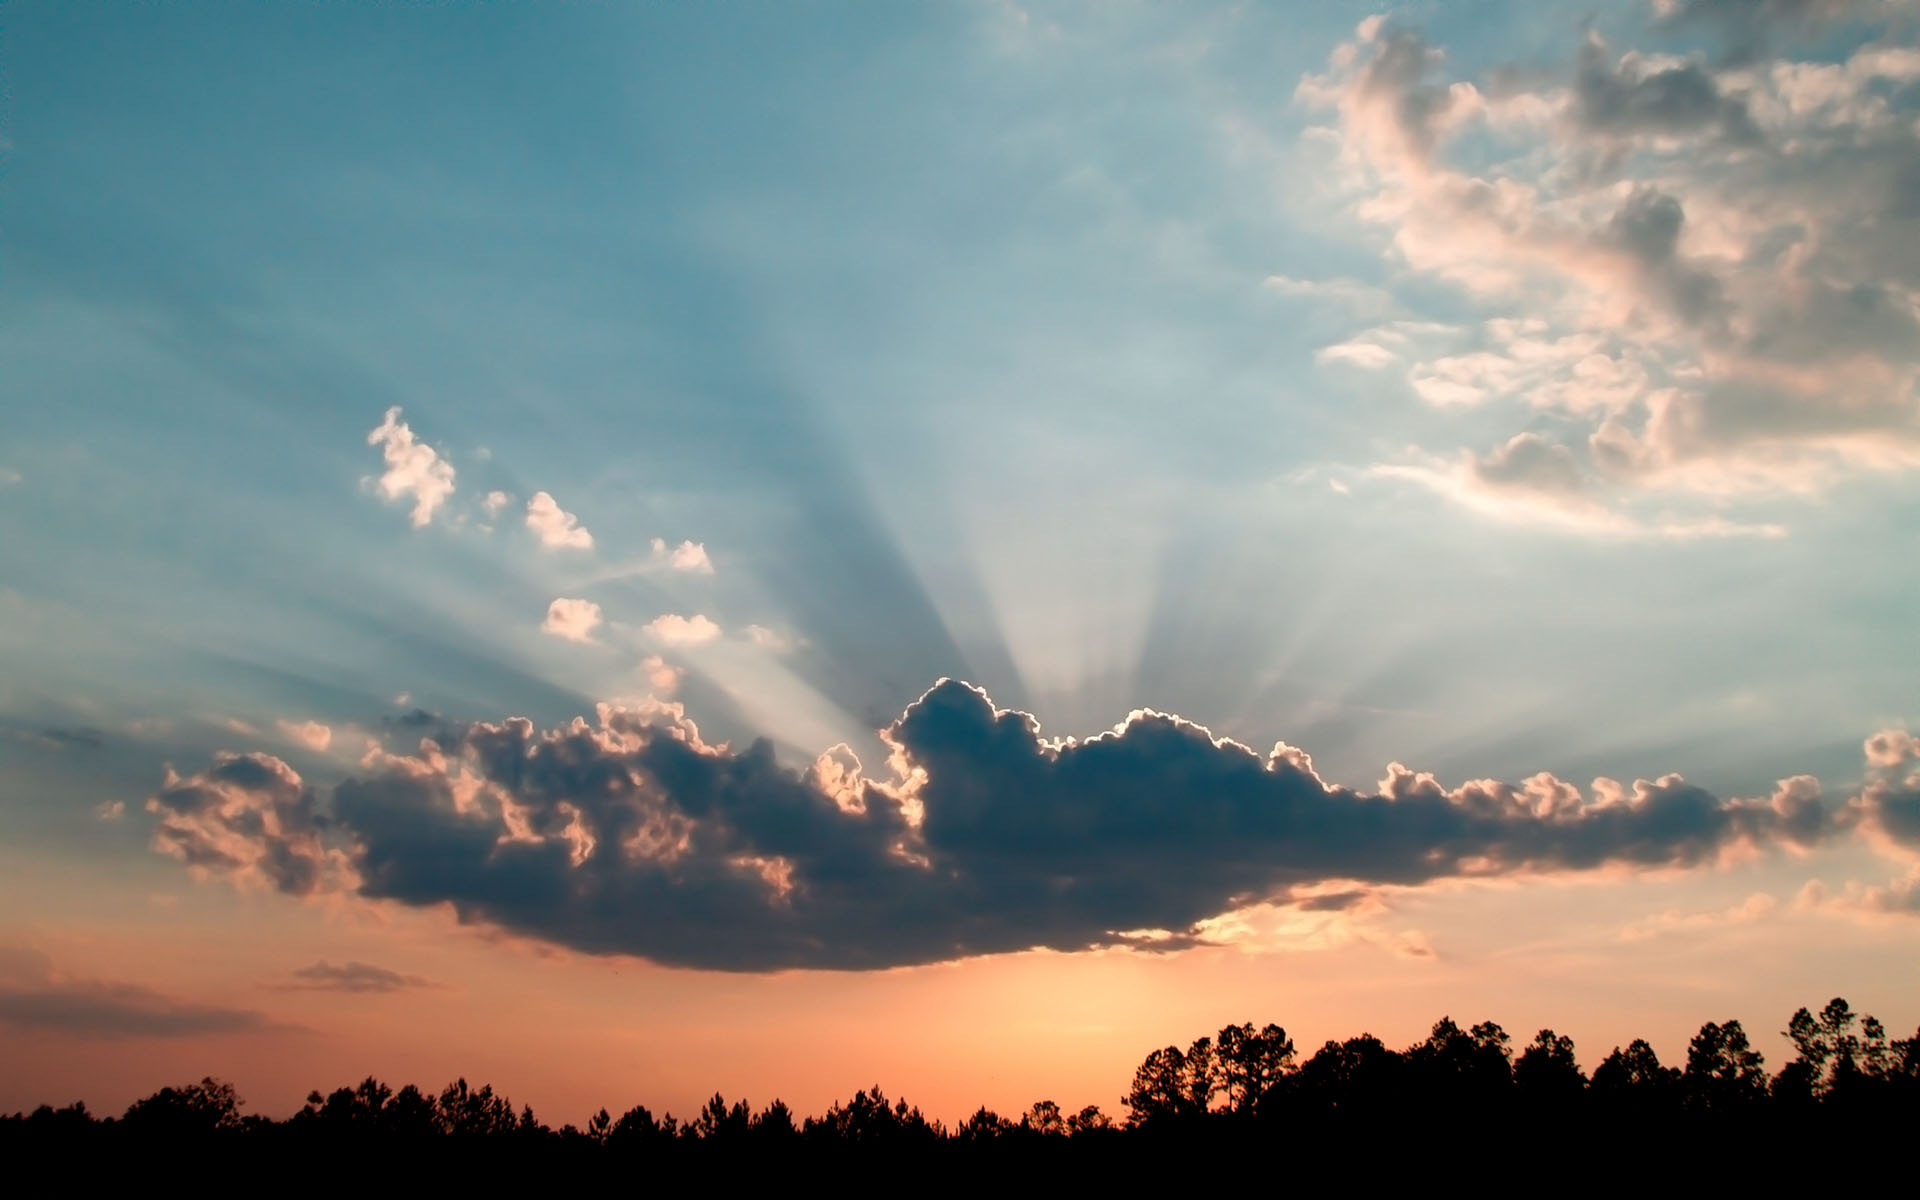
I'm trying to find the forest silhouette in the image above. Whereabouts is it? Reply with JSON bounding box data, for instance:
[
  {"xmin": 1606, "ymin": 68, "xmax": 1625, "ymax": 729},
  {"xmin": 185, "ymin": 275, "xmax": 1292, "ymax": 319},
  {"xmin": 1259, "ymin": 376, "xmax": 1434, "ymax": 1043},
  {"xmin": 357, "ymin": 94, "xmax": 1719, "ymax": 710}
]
[{"xmin": 8, "ymin": 997, "xmax": 1917, "ymax": 1180}]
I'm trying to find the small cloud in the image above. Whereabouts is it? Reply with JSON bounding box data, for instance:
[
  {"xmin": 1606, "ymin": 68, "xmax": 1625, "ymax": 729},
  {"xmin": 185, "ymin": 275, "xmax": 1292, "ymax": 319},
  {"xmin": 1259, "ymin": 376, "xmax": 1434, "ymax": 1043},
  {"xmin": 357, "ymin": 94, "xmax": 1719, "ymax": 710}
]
[
  {"xmin": 37, "ymin": 726, "xmax": 105, "ymax": 751},
  {"xmin": 366, "ymin": 408, "xmax": 456, "ymax": 528},
  {"xmin": 526, "ymin": 491, "xmax": 594, "ymax": 550},
  {"xmin": 276, "ymin": 720, "xmax": 333, "ymax": 753},
  {"xmin": 645, "ymin": 613, "xmax": 722, "ymax": 646},
  {"xmin": 0, "ymin": 951, "xmax": 289, "ymax": 1038},
  {"xmin": 222, "ymin": 718, "xmax": 260, "ymax": 736},
  {"xmin": 743, "ymin": 624, "xmax": 791, "ymax": 650},
  {"xmin": 482, "ymin": 490, "xmax": 512, "ymax": 518},
  {"xmin": 276, "ymin": 960, "xmax": 437, "ymax": 994},
  {"xmin": 640, "ymin": 655, "xmax": 683, "ymax": 695},
  {"xmin": 542, "ymin": 597, "xmax": 604, "ymax": 643},
  {"xmin": 0, "ymin": 467, "xmax": 21, "ymax": 487},
  {"xmin": 96, "ymin": 800, "xmax": 126, "ymax": 821},
  {"xmin": 1316, "ymin": 339, "xmax": 1402, "ymax": 370},
  {"xmin": 649, "ymin": 537, "xmax": 714, "ymax": 574},
  {"xmin": 393, "ymin": 692, "xmax": 411, "ymax": 707}
]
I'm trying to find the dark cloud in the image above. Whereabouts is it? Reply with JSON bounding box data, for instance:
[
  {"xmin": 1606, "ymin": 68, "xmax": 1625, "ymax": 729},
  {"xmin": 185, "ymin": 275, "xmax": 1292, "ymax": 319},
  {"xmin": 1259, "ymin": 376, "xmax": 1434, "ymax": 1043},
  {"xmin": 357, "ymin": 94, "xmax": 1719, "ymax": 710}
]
[
  {"xmin": 277, "ymin": 960, "xmax": 438, "ymax": 993},
  {"xmin": 143, "ymin": 682, "xmax": 1852, "ymax": 972},
  {"xmin": 142, "ymin": 683, "xmax": 1850, "ymax": 963},
  {"xmin": 1661, "ymin": 0, "xmax": 1868, "ymax": 65},
  {"xmin": 0, "ymin": 974, "xmax": 283, "ymax": 1039},
  {"xmin": 1471, "ymin": 433, "xmax": 1589, "ymax": 496},
  {"xmin": 36, "ymin": 726, "xmax": 106, "ymax": 751},
  {"xmin": 1573, "ymin": 37, "xmax": 1762, "ymax": 144}
]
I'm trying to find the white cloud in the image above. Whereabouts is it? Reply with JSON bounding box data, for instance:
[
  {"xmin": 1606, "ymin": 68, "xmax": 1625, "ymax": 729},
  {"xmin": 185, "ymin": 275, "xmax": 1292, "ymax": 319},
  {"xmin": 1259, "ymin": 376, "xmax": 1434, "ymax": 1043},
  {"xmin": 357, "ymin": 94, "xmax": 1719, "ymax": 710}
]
[
  {"xmin": 276, "ymin": 719, "xmax": 333, "ymax": 753},
  {"xmin": 482, "ymin": 490, "xmax": 511, "ymax": 517},
  {"xmin": 645, "ymin": 613, "xmax": 722, "ymax": 646},
  {"xmin": 366, "ymin": 408, "xmax": 456, "ymax": 528},
  {"xmin": 649, "ymin": 537, "xmax": 714, "ymax": 574},
  {"xmin": 526, "ymin": 491, "xmax": 594, "ymax": 550},
  {"xmin": 640, "ymin": 655, "xmax": 684, "ymax": 694},
  {"xmin": 744, "ymin": 624, "xmax": 791, "ymax": 650},
  {"xmin": 542, "ymin": 597, "xmax": 604, "ymax": 643}
]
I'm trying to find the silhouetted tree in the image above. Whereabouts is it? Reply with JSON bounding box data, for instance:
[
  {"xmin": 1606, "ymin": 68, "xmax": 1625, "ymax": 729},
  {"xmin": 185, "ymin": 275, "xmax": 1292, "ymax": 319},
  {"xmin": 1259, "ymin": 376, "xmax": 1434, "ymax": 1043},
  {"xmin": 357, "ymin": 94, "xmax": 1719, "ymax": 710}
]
[
  {"xmin": 1683, "ymin": 1020, "xmax": 1767, "ymax": 1113},
  {"xmin": 1513, "ymin": 1029, "xmax": 1583, "ymax": 1105},
  {"xmin": 122, "ymin": 1077, "xmax": 242, "ymax": 1135},
  {"xmin": 1216, "ymin": 1022, "xmax": 1296, "ymax": 1115},
  {"xmin": 1022, "ymin": 1099, "xmax": 1065, "ymax": 1136},
  {"xmin": 1123, "ymin": 1045, "xmax": 1189, "ymax": 1126}
]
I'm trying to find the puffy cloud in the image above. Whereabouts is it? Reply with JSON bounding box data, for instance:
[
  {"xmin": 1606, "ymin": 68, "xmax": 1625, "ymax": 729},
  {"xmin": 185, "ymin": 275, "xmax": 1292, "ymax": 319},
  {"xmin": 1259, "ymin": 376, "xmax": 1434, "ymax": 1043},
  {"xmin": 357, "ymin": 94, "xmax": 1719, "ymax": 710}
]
[
  {"xmin": 640, "ymin": 655, "xmax": 683, "ymax": 694},
  {"xmin": 147, "ymin": 752, "xmax": 349, "ymax": 896},
  {"xmin": 142, "ymin": 680, "xmax": 1855, "ymax": 971},
  {"xmin": 482, "ymin": 490, "xmax": 511, "ymax": 516},
  {"xmin": 649, "ymin": 537, "xmax": 714, "ymax": 574},
  {"xmin": 645, "ymin": 613, "xmax": 721, "ymax": 646},
  {"xmin": 276, "ymin": 719, "xmax": 333, "ymax": 753},
  {"xmin": 366, "ymin": 408, "xmax": 456, "ymax": 528},
  {"xmin": 277, "ymin": 960, "xmax": 436, "ymax": 993},
  {"xmin": 1847, "ymin": 727, "xmax": 1920, "ymax": 855},
  {"xmin": 541, "ymin": 598, "xmax": 603, "ymax": 644},
  {"xmin": 1298, "ymin": 13, "xmax": 1920, "ymax": 527},
  {"xmin": 525, "ymin": 491, "xmax": 594, "ymax": 550}
]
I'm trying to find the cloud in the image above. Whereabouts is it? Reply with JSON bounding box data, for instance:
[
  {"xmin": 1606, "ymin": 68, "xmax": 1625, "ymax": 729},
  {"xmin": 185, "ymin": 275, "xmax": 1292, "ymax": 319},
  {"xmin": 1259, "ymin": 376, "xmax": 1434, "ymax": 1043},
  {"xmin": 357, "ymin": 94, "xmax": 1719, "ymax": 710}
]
[
  {"xmin": 146, "ymin": 752, "xmax": 348, "ymax": 895},
  {"xmin": 0, "ymin": 950, "xmax": 283, "ymax": 1039},
  {"xmin": 1297, "ymin": 12, "xmax": 1920, "ymax": 526},
  {"xmin": 640, "ymin": 655, "xmax": 683, "ymax": 694},
  {"xmin": 141, "ymin": 680, "xmax": 1856, "ymax": 971},
  {"xmin": 276, "ymin": 719, "xmax": 333, "ymax": 753},
  {"xmin": 0, "ymin": 467, "xmax": 20, "ymax": 487},
  {"xmin": 541, "ymin": 598, "xmax": 604, "ymax": 644},
  {"xmin": 1619, "ymin": 891, "xmax": 1780, "ymax": 941},
  {"xmin": 650, "ymin": 537, "xmax": 714, "ymax": 574},
  {"xmin": 482, "ymin": 490, "xmax": 512, "ymax": 517},
  {"xmin": 744, "ymin": 624, "xmax": 791, "ymax": 651},
  {"xmin": 525, "ymin": 491, "xmax": 594, "ymax": 550},
  {"xmin": 35, "ymin": 726, "xmax": 105, "ymax": 751},
  {"xmin": 1846, "ymin": 727, "xmax": 1920, "ymax": 856},
  {"xmin": 276, "ymin": 960, "xmax": 437, "ymax": 993},
  {"xmin": 645, "ymin": 613, "xmax": 722, "ymax": 646},
  {"xmin": 366, "ymin": 408, "xmax": 456, "ymax": 528}
]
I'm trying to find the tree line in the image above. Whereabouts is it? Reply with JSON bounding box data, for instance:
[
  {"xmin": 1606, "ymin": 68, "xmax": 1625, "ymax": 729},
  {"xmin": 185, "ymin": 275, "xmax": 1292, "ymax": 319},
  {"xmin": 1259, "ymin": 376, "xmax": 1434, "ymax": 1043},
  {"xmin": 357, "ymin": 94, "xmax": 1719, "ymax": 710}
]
[{"xmin": 7, "ymin": 997, "xmax": 1917, "ymax": 1175}]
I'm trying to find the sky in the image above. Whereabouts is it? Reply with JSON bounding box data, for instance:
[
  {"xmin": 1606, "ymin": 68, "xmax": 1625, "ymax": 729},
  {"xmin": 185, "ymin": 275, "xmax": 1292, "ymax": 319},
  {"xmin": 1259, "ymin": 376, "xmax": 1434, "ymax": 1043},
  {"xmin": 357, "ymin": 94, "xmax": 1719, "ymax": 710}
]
[{"xmin": 3, "ymin": 0, "xmax": 1919, "ymax": 1125}]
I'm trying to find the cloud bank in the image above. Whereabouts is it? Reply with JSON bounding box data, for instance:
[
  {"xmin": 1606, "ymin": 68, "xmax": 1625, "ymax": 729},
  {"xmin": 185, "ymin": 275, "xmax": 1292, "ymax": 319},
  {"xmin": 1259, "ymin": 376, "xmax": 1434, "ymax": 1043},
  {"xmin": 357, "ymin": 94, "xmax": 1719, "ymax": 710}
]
[{"xmin": 142, "ymin": 680, "xmax": 1873, "ymax": 972}]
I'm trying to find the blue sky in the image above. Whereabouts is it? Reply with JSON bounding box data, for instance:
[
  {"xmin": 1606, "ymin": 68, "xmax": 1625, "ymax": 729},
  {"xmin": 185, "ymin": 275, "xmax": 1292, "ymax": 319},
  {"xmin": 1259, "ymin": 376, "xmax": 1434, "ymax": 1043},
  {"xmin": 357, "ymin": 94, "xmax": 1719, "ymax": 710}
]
[{"xmin": 3, "ymin": 0, "xmax": 1918, "ymax": 1120}]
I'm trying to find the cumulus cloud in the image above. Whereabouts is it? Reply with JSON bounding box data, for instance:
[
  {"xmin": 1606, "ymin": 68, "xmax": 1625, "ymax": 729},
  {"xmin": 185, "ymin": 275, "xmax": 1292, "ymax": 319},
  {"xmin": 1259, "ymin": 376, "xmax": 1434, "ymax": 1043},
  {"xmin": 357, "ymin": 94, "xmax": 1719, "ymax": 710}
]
[
  {"xmin": 650, "ymin": 537, "xmax": 714, "ymax": 574},
  {"xmin": 645, "ymin": 613, "xmax": 722, "ymax": 646},
  {"xmin": 276, "ymin": 719, "xmax": 333, "ymax": 753},
  {"xmin": 541, "ymin": 598, "xmax": 603, "ymax": 644},
  {"xmin": 1847, "ymin": 727, "xmax": 1920, "ymax": 856},
  {"xmin": 0, "ymin": 949, "xmax": 283, "ymax": 1038},
  {"xmin": 525, "ymin": 491, "xmax": 594, "ymax": 550},
  {"xmin": 146, "ymin": 752, "xmax": 349, "ymax": 895},
  {"xmin": 640, "ymin": 655, "xmax": 684, "ymax": 694},
  {"xmin": 276, "ymin": 960, "xmax": 437, "ymax": 993},
  {"xmin": 140, "ymin": 680, "xmax": 1856, "ymax": 971},
  {"xmin": 1298, "ymin": 12, "xmax": 1920, "ymax": 527},
  {"xmin": 366, "ymin": 408, "xmax": 456, "ymax": 528}
]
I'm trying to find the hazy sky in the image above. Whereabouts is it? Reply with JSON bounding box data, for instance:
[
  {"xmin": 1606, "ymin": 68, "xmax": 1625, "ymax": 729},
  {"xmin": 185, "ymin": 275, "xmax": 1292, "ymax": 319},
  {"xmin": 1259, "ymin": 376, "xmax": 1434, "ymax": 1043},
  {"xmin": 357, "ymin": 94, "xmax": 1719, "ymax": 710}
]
[{"xmin": 4, "ymin": 0, "xmax": 1918, "ymax": 1124}]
